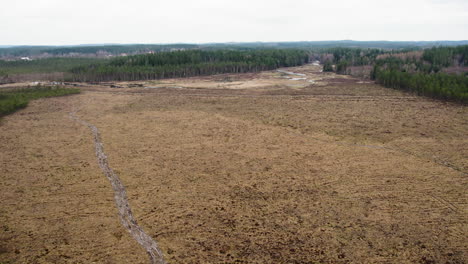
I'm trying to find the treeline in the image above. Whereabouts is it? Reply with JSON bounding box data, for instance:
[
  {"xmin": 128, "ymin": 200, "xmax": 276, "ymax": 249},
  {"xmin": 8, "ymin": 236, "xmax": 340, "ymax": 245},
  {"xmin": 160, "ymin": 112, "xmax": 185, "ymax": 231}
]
[
  {"xmin": 69, "ymin": 49, "xmax": 311, "ymax": 82},
  {"xmin": 370, "ymin": 46, "xmax": 468, "ymax": 103},
  {"xmin": 0, "ymin": 58, "xmax": 105, "ymax": 75},
  {"xmin": 422, "ymin": 46, "xmax": 468, "ymax": 70},
  {"xmin": 46, "ymin": 44, "xmax": 198, "ymax": 56},
  {"xmin": 319, "ymin": 45, "xmax": 468, "ymax": 103},
  {"xmin": 320, "ymin": 46, "xmax": 468, "ymax": 74},
  {"xmin": 372, "ymin": 68, "xmax": 468, "ymax": 103},
  {"xmin": 319, "ymin": 48, "xmax": 385, "ymax": 74},
  {"xmin": 0, "ymin": 44, "xmax": 198, "ymax": 58},
  {"xmin": 0, "ymin": 85, "xmax": 80, "ymax": 117},
  {"xmin": 370, "ymin": 46, "xmax": 468, "ymax": 74},
  {"xmin": 0, "ymin": 58, "xmax": 106, "ymax": 84},
  {"xmin": 3, "ymin": 41, "xmax": 468, "ymax": 59}
]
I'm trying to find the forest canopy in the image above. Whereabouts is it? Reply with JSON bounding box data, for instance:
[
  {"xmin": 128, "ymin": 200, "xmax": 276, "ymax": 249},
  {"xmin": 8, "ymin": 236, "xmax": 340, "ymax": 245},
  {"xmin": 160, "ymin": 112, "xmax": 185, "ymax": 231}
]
[
  {"xmin": 318, "ymin": 46, "xmax": 468, "ymax": 103},
  {"xmin": 68, "ymin": 49, "xmax": 311, "ymax": 82}
]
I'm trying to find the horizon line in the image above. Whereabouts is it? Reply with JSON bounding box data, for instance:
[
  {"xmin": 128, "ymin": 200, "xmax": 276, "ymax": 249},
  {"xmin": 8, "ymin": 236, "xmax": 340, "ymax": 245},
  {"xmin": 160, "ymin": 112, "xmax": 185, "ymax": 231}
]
[{"xmin": 2, "ymin": 39, "xmax": 468, "ymax": 47}]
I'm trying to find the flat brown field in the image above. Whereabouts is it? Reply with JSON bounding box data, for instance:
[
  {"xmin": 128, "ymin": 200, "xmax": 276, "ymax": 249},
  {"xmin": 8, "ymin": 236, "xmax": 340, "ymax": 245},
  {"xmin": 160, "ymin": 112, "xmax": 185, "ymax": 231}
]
[{"xmin": 1, "ymin": 64, "xmax": 467, "ymax": 263}]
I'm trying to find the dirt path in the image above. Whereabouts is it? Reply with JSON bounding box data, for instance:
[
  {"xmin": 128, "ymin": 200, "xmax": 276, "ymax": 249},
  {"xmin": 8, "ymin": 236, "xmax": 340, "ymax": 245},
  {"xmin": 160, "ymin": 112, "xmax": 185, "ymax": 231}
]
[{"xmin": 69, "ymin": 109, "xmax": 166, "ymax": 264}]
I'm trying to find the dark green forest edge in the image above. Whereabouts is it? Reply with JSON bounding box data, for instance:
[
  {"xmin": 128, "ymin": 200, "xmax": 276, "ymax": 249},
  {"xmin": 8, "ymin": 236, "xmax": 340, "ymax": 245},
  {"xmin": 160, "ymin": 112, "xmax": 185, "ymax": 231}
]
[
  {"xmin": 0, "ymin": 41, "xmax": 467, "ymax": 103},
  {"xmin": 322, "ymin": 46, "xmax": 468, "ymax": 103},
  {"xmin": 69, "ymin": 49, "xmax": 310, "ymax": 81},
  {"xmin": 0, "ymin": 86, "xmax": 80, "ymax": 117}
]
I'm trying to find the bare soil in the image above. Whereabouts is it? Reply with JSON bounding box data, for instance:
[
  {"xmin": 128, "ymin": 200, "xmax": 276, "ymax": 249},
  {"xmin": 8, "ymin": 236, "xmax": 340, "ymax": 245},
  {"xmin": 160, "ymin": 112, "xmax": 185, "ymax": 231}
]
[{"xmin": 1, "ymin": 64, "xmax": 467, "ymax": 263}]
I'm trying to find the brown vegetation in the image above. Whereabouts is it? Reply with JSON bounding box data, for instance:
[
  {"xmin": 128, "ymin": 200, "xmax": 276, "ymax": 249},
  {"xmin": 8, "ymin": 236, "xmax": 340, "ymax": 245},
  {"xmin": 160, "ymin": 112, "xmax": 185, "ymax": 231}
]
[
  {"xmin": 345, "ymin": 65, "xmax": 374, "ymax": 78},
  {"xmin": 0, "ymin": 72, "xmax": 66, "ymax": 84},
  {"xmin": 376, "ymin": 51, "xmax": 424, "ymax": 61},
  {"xmin": 0, "ymin": 64, "xmax": 467, "ymax": 263},
  {"xmin": 441, "ymin": 66, "xmax": 468, "ymax": 75}
]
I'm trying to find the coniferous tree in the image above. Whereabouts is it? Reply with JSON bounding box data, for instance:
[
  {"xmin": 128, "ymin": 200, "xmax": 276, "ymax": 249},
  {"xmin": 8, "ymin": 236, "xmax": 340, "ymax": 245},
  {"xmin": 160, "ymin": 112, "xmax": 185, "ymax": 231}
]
[{"xmin": 323, "ymin": 61, "xmax": 334, "ymax": 72}]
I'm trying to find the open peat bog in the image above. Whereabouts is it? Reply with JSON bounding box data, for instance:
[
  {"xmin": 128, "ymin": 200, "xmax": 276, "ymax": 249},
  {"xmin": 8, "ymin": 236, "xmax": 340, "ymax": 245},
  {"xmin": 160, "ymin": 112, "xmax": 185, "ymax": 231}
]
[{"xmin": 0, "ymin": 64, "xmax": 467, "ymax": 263}]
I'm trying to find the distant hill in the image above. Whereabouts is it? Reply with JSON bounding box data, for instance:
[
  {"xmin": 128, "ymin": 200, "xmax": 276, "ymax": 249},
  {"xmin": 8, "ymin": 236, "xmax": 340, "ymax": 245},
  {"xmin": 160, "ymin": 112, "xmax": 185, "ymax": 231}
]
[
  {"xmin": 1, "ymin": 41, "xmax": 468, "ymax": 59},
  {"xmin": 202, "ymin": 40, "xmax": 468, "ymax": 49},
  {"xmin": 0, "ymin": 44, "xmax": 198, "ymax": 59}
]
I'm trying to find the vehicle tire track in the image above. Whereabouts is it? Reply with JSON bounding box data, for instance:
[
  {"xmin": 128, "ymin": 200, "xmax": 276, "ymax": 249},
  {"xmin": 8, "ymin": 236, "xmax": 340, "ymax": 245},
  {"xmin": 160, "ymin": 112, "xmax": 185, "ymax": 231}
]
[
  {"xmin": 69, "ymin": 109, "xmax": 166, "ymax": 264},
  {"xmin": 299, "ymin": 132, "xmax": 467, "ymax": 176},
  {"xmin": 428, "ymin": 194, "xmax": 461, "ymax": 214}
]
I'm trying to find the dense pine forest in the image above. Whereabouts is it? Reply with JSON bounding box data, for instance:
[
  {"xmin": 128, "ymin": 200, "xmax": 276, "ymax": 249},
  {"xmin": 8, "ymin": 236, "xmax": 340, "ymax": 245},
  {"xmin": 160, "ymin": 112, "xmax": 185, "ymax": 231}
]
[
  {"xmin": 371, "ymin": 46, "xmax": 468, "ymax": 103},
  {"xmin": 68, "ymin": 49, "xmax": 311, "ymax": 82},
  {"xmin": 320, "ymin": 46, "xmax": 468, "ymax": 103}
]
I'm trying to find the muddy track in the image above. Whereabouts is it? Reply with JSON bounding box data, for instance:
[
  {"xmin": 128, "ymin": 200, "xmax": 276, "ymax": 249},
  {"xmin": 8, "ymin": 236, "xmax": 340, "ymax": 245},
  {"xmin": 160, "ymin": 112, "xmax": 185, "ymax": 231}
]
[{"xmin": 69, "ymin": 110, "xmax": 166, "ymax": 264}]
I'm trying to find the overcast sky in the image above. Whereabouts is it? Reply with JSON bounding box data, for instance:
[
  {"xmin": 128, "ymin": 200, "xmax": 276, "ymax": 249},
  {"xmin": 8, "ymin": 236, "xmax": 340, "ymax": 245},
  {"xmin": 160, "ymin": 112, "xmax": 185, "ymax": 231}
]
[{"xmin": 1, "ymin": 0, "xmax": 467, "ymax": 45}]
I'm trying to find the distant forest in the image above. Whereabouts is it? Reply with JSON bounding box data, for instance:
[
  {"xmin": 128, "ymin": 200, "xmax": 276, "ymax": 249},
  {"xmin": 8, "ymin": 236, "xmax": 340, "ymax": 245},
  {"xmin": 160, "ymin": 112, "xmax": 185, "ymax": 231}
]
[
  {"xmin": 0, "ymin": 41, "xmax": 467, "ymax": 103},
  {"xmin": 319, "ymin": 46, "xmax": 468, "ymax": 103},
  {"xmin": 372, "ymin": 46, "xmax": 468, "ymax": 102},
  {"xmin": 0, "ymin": 58, "xmax": 103, "ymax": 75},
  {"xmin": 69, "ymin": 49, "xmax": 311, "ymax": 82},
  {"xmin": 0, "ymin": 44, "xmax": 198, "ymax": 59},
  {"xmin": 1, "ymin": 40, "xmax": 468, "ymax": 59}
]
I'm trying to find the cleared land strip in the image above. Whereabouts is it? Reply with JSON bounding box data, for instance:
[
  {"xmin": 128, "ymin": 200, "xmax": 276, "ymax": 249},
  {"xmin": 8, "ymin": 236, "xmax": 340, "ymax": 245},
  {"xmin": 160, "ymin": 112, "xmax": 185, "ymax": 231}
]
[{"xmin": 69, "ymin": 109, "xmax": 166, "ymax": 264}]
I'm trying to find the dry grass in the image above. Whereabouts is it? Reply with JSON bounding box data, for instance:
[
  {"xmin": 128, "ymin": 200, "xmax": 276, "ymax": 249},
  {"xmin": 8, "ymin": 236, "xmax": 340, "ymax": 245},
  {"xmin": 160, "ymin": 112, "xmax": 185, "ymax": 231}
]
[{"xmin": 0, "ymin": 65, "xmax": 467, "ymax": 263}]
